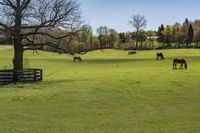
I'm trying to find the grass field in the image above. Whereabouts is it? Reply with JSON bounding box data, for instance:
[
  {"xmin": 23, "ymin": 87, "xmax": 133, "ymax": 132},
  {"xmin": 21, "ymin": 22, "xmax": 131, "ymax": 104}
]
[{"xmin": 0, "ymin": 47, "xmax": 200, "ymax": 133}]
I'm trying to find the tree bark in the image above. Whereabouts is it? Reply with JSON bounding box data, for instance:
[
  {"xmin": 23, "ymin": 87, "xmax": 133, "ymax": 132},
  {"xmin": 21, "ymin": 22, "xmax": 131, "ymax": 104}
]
[
  {"xmin": 136, "ymin": 29, "xmax": 139, "ymax": 49},
  {"xmin": 13, "ymin": 38, "xmax": 23, "ymax": 70},
  {"xmin": 13, "ymin": 6, "xmax": 23, "ymax": 70}
]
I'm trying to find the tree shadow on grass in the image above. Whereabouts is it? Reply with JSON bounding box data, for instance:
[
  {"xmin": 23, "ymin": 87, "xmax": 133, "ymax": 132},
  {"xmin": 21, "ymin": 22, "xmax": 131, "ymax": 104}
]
[
  {"xmin": 0, "ymin": 79, "xmax": 91, "ymax": 90},
  {"xmin": 83, "ymin": 58, "xmax": 154, "ymax": 64},
  {"xmin": 41, "ymin": 79, "xmax": 89, "ymax": 85}
]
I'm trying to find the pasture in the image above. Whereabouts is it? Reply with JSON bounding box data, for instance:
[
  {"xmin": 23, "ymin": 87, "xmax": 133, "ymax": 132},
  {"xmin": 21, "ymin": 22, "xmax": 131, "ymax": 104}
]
[{"xmin": 0, "ymin": 47, "xmax": 200, "ymax": 133}]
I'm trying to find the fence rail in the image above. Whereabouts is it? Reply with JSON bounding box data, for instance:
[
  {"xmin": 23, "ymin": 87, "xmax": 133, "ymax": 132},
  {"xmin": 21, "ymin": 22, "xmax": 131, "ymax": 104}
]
[{"xmin": 0, "ymin": 69, "xmax": 43, "ymax": 83}]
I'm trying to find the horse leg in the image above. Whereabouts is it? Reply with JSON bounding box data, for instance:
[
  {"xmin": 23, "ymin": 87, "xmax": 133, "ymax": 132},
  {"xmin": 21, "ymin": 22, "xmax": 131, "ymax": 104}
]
[
  {"xmin": 173, "ymin": 63, "xmax": 176, "ymax": 70},
  {"xmin": 175, "ymin": 63, "xmax": 177, "ymax": 69},
  {"xmin": 180, "ymin": 63, "xmax": 183, "ymax": 69}
]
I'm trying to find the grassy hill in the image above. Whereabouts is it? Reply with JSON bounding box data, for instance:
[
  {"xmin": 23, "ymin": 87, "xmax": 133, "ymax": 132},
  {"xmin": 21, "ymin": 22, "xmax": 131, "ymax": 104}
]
[{"xmin": 0, "ymin": 47, "xmax": 200, "ymax": 133}]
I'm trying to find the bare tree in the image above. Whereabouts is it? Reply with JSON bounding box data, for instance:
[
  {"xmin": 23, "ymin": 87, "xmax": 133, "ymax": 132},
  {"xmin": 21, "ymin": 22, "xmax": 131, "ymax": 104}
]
[
  {"xmin": 97, "ymin": 26, "xmax": 109, "ymax": 48},
  {"xmin": 0, "ymin": 0, "xmax": 82, "ymax": 70},
  {"xmin": 129, "ymin": 14, "xmax": 147, "ymax": 49}
]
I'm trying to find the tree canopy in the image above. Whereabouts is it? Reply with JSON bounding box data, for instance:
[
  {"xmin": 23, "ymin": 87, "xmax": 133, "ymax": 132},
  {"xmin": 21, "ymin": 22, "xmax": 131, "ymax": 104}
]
[{"xmin": 0, "ymin": 0, "xmax": 82, "ymax": 70}]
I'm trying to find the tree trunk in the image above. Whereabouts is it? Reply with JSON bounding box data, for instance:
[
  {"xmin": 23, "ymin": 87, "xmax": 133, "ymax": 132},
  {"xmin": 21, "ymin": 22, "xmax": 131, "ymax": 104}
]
[
  {"xmin": 13, "ymin": 39, "xmax": 23, "ymax": 70},
  {"xmin": 186, "ymin": 41, "xmax": 189, "ymax": 48},
  {"xmin": 13, "ymin": 7, "xmax": 23, "ymax": 70},
  {"xmin": 136, "ymin": 29, "xmax": 138, "ymax": 49}
]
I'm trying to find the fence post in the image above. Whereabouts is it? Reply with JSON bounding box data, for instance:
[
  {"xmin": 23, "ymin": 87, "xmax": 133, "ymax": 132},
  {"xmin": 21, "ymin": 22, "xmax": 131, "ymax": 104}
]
[
  {"xmin": 34, "ymin": 70, "xmax": 36, "ymax": 81},
  {"xmin": 40, "ymin": 69, "xmax": 43, "ymax": 81},
  {"xmin": 13, "ymin": 70, "xmax": 17, "ymax": 83}
]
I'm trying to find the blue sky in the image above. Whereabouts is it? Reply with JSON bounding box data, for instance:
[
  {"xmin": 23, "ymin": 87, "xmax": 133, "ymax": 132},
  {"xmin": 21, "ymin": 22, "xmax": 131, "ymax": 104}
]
[{"xmin": 79, "ymin": 0, "xmax": 200, "ymax": 33}]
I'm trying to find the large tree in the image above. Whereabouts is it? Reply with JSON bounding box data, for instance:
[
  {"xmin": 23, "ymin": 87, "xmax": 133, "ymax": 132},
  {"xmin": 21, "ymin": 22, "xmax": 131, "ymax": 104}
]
[
  {"xmin": 129, "ymin": 14, "xmax": 147, "ymax": 49},
  {"xmin": 0, "ymin": 0, "xmax": 81, "ymax": 70}
]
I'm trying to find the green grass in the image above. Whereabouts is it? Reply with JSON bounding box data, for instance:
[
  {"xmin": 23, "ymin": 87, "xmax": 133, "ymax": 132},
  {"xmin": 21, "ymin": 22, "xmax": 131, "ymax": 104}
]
[{"xmin": 0, "ymin": 48, "xmax": 200, "ymax": 133}]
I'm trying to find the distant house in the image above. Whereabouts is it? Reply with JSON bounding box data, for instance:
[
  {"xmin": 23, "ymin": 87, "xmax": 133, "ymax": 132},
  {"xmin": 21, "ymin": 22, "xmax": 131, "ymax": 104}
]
[{"xmin": 147, "ymin": 36, "xmax": 159, "ymax": 40}]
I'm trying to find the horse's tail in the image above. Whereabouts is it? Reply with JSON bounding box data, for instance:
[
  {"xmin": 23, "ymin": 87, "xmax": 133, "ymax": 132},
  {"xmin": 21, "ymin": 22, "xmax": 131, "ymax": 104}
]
[{"xmin": 162, "ymin": 55, "xmax": 164, "ymax": 60}]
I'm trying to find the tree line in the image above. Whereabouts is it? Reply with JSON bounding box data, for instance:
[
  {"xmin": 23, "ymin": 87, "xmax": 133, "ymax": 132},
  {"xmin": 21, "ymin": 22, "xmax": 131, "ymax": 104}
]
[
  {"xmin": 157, "ymin": 18, "xmax": 200, "ymax": 48},
  {"xmin": 63, "ymin": 17, "xmax": 200, "ymax": 54}
]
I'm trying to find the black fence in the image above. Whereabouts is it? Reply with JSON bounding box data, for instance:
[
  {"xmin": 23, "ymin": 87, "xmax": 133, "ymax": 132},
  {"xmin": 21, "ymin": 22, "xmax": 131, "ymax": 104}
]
[{"xmin": 0, "ymin": 69, "xmax": 43, "ymax": 83}]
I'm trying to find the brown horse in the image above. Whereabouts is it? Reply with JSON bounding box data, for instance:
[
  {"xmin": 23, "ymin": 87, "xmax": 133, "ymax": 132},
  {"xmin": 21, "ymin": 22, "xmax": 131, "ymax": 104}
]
[
  {"xmin": 157, "ymin": 53, "xmax": 164, "ymax": 60},
  {"xmin": 128, "ymin": 51, "xmax": 137, "ymax": 55},
  {"xmin": 73, "ymin": 56, "xmax": 82, "ymax": 62},
  {"xmin": 173, "ymin": 58, "xmax": 187, "ymax": 70}
]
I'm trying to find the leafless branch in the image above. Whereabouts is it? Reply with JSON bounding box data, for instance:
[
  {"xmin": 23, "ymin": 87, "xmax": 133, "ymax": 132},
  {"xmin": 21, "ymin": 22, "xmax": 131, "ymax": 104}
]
[
  {"xmin": 129, "ymin": 14, "xmax": 147, "ymax": 31},
  {"xmin": 0, "ymin": 0, "xmax": 82, "ymax": 54}
]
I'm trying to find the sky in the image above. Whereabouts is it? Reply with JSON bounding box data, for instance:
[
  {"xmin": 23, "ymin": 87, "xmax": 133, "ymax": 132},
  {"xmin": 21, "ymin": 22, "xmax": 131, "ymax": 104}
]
[{"xmin": 79, "ymin": 0, "xmax": 200, "ymax": 34}]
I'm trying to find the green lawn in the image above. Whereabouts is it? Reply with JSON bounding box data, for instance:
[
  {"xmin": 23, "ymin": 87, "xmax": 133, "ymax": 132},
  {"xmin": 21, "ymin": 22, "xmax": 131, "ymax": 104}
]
[{"xmin": 0, "ymin": 47, "xmax": 200, "ymax": 133}]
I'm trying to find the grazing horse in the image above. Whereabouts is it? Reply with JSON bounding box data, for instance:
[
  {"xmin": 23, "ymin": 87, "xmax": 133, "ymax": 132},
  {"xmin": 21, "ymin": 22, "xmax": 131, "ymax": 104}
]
[
  {"xmin": 156, "ymin": 53, "xmax": 164, "ymax": 60},
  {"xmin": 173, "ymin": 58, "xmax": 187, "ymax": 70},
  {"xmin": 73, "ymin": 56, "xmax": 82, "ymax": 62},
  {"xmin": 128, "ymin": 51, "xmax": 137, "ymax": 55}
]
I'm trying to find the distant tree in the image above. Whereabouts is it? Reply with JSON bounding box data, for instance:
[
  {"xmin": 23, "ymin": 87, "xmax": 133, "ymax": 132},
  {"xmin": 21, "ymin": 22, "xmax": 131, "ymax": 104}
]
[
  {"xmin": 174, "ymin": 22, "xmax": 181, "ymax": 29},
  {"xmin": 125, "ymin": 32, "xmax": 134, "ymax": 49},
  {"xmin": 163, "ymin": 25, "xmax": 173, "ymax": 47},
  {"xmin": 171, "ymin": 24, "xmax": 179, "ymax": 44},
  {"xmin": 146, "ymin": 30, "xmax": 156, "ymax": 49},
  {"xmin": 194, "ymin": 29, "xmax": 200, "ymax": 46},
  {"xmin": 97, "ymin": 26, "xmax": 109, "ymax": 48},
  {"xmin": 157, "ymin": 24, "xmax": 165, "ymax": 46},
  {"xmin": 90, "ymin": 36, "xmax": 100, "ymax": 50},
  {"xmin": 184, "ymin": 18, "xmax": 190, "ymax": 25},
  {"xmin": 109, "ymin": 29, "xmax": 119, "ymax": 48},
  {"xmin": 137, "ymin": 30, "xmax": 146, "ymax": 48},
  {"xmin": 193, "ymin": 20, "xmax": 200, "ymax": 29},
  {"xmin": 175, "ymin": 32, "xmax": 185, "ymax": 48},
  {"xmin": 179, "ymin": 22, "xmax": 189, "ymax": 47},
  {"xmin": 129, "ymin": 14, "xmax": 147, "ymax": 49},
  {"xmin": 119, "ymin": 32, "xmax": 126, "ymax": 43},
  {"xmin": 193, "ymin": 20, "xmax": 200, "ymax": 46},
  {"xmin": 187, "ymin": 23, "xmax": 194, "ymax": 47},
  {"xmin": 79, "ymin": 24, "xmax": 93, "ymax": 51}
]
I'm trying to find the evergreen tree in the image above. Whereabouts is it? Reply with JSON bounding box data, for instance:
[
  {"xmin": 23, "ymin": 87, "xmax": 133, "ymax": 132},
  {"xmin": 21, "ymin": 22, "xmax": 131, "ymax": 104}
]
[
  {"xmin": 157, "ymin": 24, "xmax": 165, "ymax": 46},
  {"xmin": 184, "ymin": 18, "xmax": 189, "ymax": 25},
  {"xmin": 187, "ymin": 23, "xmax": 194, "ymax": 47},
  {"xmin": 119, "ymin": 33, "xmax": 126, "ymax": 43}
]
